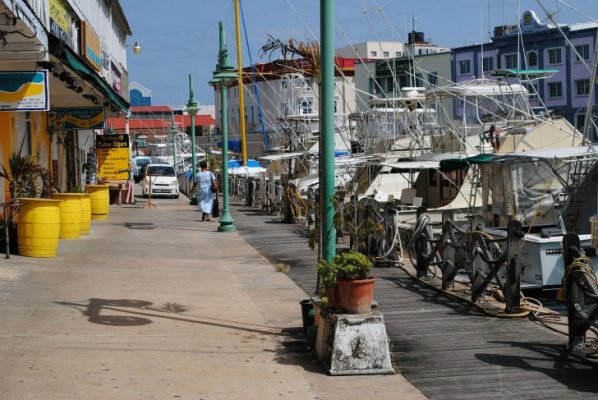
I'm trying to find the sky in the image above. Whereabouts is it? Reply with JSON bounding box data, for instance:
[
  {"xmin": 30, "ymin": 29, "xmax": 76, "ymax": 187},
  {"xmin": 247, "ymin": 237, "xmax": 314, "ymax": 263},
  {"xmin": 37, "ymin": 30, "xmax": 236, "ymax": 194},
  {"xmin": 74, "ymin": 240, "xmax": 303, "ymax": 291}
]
[{"xmin": 120, "ymin": 0, "xmax": 598, "ymax": 108}]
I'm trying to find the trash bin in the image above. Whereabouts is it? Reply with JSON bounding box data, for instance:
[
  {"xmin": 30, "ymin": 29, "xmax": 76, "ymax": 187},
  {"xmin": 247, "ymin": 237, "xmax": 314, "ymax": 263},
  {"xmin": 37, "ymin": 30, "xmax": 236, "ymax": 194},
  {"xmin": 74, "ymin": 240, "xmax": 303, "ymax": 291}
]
[{"xmin": 300, "ymin": 299, "xmax": 314, "ymax": 333}]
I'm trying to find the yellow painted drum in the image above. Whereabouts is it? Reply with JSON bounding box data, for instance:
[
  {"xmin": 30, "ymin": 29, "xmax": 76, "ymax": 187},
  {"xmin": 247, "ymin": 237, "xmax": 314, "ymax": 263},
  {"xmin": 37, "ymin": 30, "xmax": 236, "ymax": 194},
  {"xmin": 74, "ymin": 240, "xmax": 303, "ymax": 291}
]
[
  {"xmin": 80, "ymin": 194, "xmax": 91, "ymax": 235},
  {"xmin": 85, "ymin": 184, "xmax": 110, "ymax": 220},
  {"xmin": 17, "ymin": 198, "xmax": 61, "ymax": 258},
  {"xmin": 52, "ymin": 193, "xmax": 83, "ymax": 239}
]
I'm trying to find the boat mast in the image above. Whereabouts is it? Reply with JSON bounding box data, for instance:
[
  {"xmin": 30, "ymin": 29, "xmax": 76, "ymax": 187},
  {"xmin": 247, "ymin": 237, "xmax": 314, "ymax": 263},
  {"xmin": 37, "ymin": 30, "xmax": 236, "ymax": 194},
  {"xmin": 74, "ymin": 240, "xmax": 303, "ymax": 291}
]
[{"xmin": 234, "ymin": 0, "xmax": 248, "ymax": 165}]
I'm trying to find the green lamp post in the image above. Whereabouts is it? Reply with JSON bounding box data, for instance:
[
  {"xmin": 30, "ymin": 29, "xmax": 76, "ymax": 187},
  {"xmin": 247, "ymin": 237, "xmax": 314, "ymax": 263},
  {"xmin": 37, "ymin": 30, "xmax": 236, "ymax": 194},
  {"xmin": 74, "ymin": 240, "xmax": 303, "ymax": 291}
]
[
  {"xmin": 169, "ymin": 111, "xmax": 177, "ymax": 170},
  {"xmin": 209, "ymin": 21, "xmax": 238, "ymax": 233},
  {"xmin": 186, "ymin": 74, "xmax": 200, "ymax": 205}
]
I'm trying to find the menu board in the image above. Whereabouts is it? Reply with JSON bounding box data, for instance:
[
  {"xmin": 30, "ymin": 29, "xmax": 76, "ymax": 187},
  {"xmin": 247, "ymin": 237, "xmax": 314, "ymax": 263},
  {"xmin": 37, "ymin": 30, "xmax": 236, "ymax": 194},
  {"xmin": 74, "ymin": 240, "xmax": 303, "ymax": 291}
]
[{"xmin": 96, "ymin": 134, "xmax": 130, "ymax": 181}]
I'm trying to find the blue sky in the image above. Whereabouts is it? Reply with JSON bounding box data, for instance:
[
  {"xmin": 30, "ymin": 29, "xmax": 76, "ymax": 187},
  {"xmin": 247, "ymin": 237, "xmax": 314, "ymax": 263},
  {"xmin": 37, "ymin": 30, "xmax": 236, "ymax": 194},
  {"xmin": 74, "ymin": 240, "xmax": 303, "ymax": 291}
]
[{"xmin": 120, "ymin": 0, "xmax": 598, "ymax": 107}]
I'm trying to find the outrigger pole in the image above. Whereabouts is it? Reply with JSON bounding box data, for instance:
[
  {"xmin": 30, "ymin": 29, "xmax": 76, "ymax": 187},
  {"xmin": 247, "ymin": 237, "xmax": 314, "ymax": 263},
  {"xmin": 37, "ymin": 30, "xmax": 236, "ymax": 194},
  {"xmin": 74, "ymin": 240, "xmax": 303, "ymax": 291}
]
[{"xmin": 234, "ymin": 0, "xmax": 248, "ymax": 166}]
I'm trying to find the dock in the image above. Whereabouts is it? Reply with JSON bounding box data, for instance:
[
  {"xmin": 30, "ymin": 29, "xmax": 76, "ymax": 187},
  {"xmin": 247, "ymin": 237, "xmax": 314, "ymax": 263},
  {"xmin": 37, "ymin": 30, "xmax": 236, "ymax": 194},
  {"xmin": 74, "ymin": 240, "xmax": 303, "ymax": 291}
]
[{"xmin": 231, "ymin": 204, "xmax": 598, "ymax": 399}]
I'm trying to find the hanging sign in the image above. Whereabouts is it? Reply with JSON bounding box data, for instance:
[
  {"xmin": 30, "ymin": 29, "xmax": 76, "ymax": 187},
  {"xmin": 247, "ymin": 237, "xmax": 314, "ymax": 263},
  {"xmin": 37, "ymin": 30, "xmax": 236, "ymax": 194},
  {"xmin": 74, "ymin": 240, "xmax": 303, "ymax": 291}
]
[
  {"xmin": 48, "ymin": 107, "xmax": 105, "ymax": 130},
  {"xmin": 96, "ymin": 134, "xmax": 130, "ymax": 180},
  {"xmin": 49, "ymin": 0, "xmax": 75, "ymax": 48},
  {"xmin": 81, "ymin": 21, "xmax": 102, "ymax": 71},
  {"xmin": 0, "ymin": 71, "xmax": 49, "ymax": 111}
]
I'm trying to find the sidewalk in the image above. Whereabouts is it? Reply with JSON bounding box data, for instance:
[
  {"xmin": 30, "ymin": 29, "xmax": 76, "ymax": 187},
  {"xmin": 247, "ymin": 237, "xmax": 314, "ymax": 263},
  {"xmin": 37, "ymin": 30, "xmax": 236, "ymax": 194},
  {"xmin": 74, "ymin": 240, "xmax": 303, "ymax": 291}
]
[{"xmin": 0, "ymin": 196, "xmax": 426, "ymax": 400}]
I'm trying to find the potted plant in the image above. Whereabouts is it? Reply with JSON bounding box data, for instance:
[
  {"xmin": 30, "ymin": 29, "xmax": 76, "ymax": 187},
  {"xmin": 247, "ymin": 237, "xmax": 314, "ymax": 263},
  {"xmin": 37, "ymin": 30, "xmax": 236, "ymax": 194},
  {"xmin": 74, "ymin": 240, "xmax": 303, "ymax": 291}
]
[
  {"xmin": 0, "ymin": 151, "xmax": 58, "ymax": 257},
  {"xmin": 333, "ymin": 250, "xmax": 375, "ymax": 314}
]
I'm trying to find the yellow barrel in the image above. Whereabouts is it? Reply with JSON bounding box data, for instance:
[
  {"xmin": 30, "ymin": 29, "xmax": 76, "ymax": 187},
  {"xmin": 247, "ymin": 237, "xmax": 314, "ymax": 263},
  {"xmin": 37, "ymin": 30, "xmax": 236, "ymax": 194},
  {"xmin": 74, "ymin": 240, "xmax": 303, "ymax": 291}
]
[
  {"xmin": 85, "ymin": 184, "xmax": 110, "ymax": 220},
  {"xmin": 52, "ymin": 193, "xmax": 83, "ymax": 239},
  {"xmin": 80, "ymin": 194, "xmax": 91, "ymax": 235},
  {"xmin": 17, "ymin": 198, "xmax": 61, "ymax": 258}
]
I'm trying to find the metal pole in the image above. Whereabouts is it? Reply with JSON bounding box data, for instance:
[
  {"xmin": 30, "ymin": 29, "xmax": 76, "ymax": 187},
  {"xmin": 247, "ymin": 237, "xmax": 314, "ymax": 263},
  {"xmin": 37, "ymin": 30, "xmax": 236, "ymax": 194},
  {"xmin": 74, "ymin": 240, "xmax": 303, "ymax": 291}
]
[
  {"xmin": 188, "ymin": 74, "xmax": 198, "ymax": 182},
  {"xmin": 218, "ymin": 21, "xmax": 236, "ymax": 233},
  {"xmin": 170, "ymin": 111, "xmax": 177, "ymax": 170},
  {"xmin": 320, "ymin": 0, "xmax": 335, "ymax": 262},
  {"xmin": 234, "ymin": 0, "xmax": 248, "ymax": 166}
]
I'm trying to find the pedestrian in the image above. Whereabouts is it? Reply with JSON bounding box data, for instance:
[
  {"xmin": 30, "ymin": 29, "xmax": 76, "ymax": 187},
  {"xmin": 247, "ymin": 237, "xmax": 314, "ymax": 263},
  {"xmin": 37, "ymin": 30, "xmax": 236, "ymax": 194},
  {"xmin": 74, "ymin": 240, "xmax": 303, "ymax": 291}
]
[
  {"xmin": 193, "ymin": 160, "xmax": 216, "ymax": 221},
  {"xmin": 124, "ymin": 159, "xmax": 136, "ymax": 204}
]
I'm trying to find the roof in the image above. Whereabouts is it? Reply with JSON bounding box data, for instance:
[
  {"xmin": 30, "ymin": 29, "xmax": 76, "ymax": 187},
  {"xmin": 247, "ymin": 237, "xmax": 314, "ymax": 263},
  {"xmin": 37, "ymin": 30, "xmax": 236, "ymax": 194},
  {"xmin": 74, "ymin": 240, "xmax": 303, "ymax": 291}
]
[
  {"xmin": 107, "ymin": 114, "xmax": 216, "ymax": 130},
  {"xmin": 131, "ymin": 106, "xmax": 173, "ymax": 113}
]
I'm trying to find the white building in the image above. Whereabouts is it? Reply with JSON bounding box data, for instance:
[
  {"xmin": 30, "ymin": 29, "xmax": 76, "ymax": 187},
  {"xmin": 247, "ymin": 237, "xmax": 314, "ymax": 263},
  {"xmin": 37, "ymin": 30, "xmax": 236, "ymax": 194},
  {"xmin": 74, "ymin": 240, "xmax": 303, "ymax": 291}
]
[{"xmin": 335, "ymin": 41, "xmax": 405, "ymax": 60}]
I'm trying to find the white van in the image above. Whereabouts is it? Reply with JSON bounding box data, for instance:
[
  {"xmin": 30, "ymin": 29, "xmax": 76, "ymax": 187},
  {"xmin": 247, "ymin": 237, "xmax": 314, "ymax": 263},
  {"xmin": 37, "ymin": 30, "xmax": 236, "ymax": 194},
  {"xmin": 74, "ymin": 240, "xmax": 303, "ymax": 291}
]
[{"xmin": 141, "ymin": 163, "xmax": 179, "ymax": 199}]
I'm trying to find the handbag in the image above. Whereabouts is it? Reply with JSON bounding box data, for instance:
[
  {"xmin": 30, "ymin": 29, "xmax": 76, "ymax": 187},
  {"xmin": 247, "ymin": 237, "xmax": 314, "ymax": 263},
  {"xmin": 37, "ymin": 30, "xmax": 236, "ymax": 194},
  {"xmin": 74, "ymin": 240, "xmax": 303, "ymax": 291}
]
[
  {"xmin": 212, "ymin": 195, "xmax": 220, "ymax": 217},
  {"xmin": 210, "ymin": 172, "xmax": 218, "ymax": 192}
]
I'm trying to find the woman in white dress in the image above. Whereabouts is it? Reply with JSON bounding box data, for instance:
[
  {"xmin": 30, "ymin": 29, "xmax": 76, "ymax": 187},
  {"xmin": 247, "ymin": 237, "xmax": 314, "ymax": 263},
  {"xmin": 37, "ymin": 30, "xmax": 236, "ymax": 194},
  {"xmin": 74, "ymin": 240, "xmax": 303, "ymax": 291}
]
[{"xmin": 196, "ymin": 160, "xmax": 215, "ymax": 221}]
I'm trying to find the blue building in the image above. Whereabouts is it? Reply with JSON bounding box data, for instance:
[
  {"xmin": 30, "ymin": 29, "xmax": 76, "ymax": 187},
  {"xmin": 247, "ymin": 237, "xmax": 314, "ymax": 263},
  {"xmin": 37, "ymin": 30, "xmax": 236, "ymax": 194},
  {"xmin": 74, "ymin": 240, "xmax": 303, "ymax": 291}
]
[
  {"xmin": 452, "ymin": 10, "xmax": 597, "ymax": 138},
  {"xmin": 129, "ymin": 81, "xmax": 152, "ymax": 106}
]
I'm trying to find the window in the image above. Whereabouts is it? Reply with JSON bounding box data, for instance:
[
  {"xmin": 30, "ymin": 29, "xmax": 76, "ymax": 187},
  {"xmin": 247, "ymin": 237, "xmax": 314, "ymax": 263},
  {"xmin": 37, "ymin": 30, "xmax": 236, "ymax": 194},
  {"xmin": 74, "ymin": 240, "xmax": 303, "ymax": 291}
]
[
  {"xmin": 527, "ymin": 51, "xmax": 538, "ymax": 67},
  {"xmin": 298, "ymin": 97, "xmax": 313, "ymax": 114},
  {"xmin": 459, "ymin": 60, "xmax": 471, "ymax": 74},
  {"xmin": 575, "ymin": 44, "xmax": 590, "ymax": 62},
  {"xmin": 383, "ymin": 51, "xmax": 389, "ymax": 57},
  {"xmin": 548, "ymin": 48, "xmax": 562, "ymax": 65},
  {"xmin": 504, "ymin": 54, "xmax": 518, "ymax": 69},
  {"xmin": 370, "ymin": 51, "xmax": 377, "ymax": 57},
  {"xmin": 395, "ymin": 52, "xmax": 401, "ymax": 57},
  {"xmin": 427, "ymin": 72, "xmax": 438, "ymax": 87},
  {"xmin": 482, "ymin": 57, "xmax": 494, "ymax": 72},
  {"xmin": 548, "ymin": 82, "xmax": 562, "ymax": 98},
  {"xmin": 575, "ymin": 114, "xmax": 586, "ymax": 131},
  {"xmin": 576, "ymin": 79, "xmax": 590, "ymax": 96}
]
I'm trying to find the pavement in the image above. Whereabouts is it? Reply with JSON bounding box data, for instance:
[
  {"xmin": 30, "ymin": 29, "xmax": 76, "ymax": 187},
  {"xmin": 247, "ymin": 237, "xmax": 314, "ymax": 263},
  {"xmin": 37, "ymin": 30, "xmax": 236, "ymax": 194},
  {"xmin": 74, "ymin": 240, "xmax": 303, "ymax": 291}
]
[{"xmin": 0, "ymin": 193, "xmax": 427, "ymax": 400}]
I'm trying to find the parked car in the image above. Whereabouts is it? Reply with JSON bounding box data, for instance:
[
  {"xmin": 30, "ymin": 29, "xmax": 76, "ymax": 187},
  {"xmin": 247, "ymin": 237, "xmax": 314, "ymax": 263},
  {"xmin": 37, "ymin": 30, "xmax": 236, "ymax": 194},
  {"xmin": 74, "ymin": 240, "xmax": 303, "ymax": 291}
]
[
  {"xmin": 133, "ymin": 156, "xmax": 152, "ymax": 183},
  {"xmin": 141, "ymin": 163, "xmax": 179, "ymax": 199}
]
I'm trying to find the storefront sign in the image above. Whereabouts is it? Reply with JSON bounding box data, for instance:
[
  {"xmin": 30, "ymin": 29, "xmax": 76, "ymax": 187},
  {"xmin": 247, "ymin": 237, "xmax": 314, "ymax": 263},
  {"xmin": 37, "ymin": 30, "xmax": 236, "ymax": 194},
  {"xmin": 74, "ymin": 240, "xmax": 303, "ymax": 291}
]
[
  {"xmin": 96, "ymin": 134, "xmax": 130, "ymax": 180},
  {"xmin": 48, "ymin": 107, "xmax": 106, "ymax": 130},
  {"xmin": 0, "ymin": 71, "xmax": 49, "ymax": 111},
  {"xmin": 81, "ymin": 21, "xmax": 102, "ymax": 71},
  {"xmin": 49, "ymin": 0, "xmax": 74, "ymax": 47}
]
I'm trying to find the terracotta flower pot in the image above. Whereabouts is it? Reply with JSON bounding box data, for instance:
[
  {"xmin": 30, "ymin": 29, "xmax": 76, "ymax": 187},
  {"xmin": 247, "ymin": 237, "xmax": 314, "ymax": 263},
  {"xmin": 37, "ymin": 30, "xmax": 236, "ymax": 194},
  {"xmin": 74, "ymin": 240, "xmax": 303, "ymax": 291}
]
[
  {"xmin": 337, "ymin": 278, "xmax": 375, "ymax": 314},
  {"xmin": 326, "ymin": 286, "xmax": 341, "ymax": 310}
]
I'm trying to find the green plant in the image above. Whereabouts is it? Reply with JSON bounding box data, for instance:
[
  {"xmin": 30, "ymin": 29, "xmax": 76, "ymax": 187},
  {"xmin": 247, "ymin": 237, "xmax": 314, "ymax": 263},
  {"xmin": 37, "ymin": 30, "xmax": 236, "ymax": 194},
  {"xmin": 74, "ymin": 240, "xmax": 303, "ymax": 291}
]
[
  {"xmin": 316, "ymin": 259, "xmax": 339, "ymax": 289},
  {"xmin": 0, "ymin": 151, "xmax": 51, "ymax": 224},
  {"xmin": 316, "ymin": 250, "xmax": 374, "ymax": 289},
  {"xmin": 333, "ymin": 251, "xmax": 373, "ymax": 280}
]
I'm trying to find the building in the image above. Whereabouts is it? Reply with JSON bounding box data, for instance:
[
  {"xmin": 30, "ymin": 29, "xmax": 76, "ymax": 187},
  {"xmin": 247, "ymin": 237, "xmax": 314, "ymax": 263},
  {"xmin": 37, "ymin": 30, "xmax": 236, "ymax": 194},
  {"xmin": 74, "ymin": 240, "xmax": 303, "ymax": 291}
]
[
  {"xmin": 107, "ymin": 106, "xmax": 216, "ymax": 157},
  {"xmin": 129, "ymin": 81, "xmax": 152, "ymax": 106},
  {"xmin": 216, "ymin": 57, "xmax": 359, "ymax": 157},
  {"xmin": 335, "ymin": 41, "xmax": 405, "ymax": 60},
  {"xmin": 452, "ymin": 10, "xmax": 598, "ymax": 136},
  {"xmin": 354, "ymin": 33, "xmax": 452, "ymax": 113},
  {"xmin": 1, "ymin": 0, "xmax": 133, "ymax": 199}
]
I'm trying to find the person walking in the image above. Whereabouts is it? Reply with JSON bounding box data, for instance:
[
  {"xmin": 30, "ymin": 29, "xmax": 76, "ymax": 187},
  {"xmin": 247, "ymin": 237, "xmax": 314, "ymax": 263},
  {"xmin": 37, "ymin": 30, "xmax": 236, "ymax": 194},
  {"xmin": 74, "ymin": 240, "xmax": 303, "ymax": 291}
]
[
  {"xmin": 194, "ymin": 160, "xmax": 216, "ymax": 221},
  {"xmin": 124, "ymin": 159, "xmax": 136, "ymax": 204}
]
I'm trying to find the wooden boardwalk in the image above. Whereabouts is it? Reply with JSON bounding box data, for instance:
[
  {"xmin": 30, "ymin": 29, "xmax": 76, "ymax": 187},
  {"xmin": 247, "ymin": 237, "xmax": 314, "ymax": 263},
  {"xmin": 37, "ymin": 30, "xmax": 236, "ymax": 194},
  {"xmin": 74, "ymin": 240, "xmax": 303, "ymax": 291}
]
[{"xmin": 231, "ymin": 204, "xmax": 598, "ymax": 400}]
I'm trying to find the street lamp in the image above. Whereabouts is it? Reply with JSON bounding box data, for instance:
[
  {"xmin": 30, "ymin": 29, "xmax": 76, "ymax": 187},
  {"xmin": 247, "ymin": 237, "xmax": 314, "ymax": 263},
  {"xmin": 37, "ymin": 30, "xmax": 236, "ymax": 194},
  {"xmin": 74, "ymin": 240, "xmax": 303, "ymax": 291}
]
[
  {"xmin": 186, "ymin": 74, "xmax": 199, "ymax": 181},
  {"xmin": 209, "ymin": 21, "xmax": 238, "ymax": 233}
]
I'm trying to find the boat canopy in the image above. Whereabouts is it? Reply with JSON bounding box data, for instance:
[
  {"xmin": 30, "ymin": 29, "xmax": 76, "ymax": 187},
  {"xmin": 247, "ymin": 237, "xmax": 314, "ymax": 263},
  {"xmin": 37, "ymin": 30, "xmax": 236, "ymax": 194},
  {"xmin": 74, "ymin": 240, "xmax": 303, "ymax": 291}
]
[
  {"xmin": 492, "ymin": 68, "xmax": 559, "ymax": 79},
  {"xmin": 377, "ymin": 160, "xmax": 442, "ymax": 170},
  {"xmin": 428, "ymin": 79, "xmax": 528, "ymax": 97},
  {"xmin": 259, "ymin": 152, "xmax": 305, "ymax": 161},
  {"xmin": 440, "ymin": 146, "xmax": 598, "ymax": 172}
]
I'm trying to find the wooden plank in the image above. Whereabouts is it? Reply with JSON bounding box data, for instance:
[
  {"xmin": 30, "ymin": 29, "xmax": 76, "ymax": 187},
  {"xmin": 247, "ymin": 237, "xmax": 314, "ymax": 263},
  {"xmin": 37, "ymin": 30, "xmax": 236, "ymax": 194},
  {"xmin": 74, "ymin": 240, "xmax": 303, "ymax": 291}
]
[{"xmin": 231, "ymin": 204, "xmax": 598, "ymax": 399}]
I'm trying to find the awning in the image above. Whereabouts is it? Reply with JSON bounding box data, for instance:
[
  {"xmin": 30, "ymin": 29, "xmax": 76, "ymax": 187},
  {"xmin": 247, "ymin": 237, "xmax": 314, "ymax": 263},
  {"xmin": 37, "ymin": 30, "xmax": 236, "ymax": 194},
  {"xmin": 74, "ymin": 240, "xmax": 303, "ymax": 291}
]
[{"xmin": 61, "ymin": 47, "xmax": 129, "ymax": 111}]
